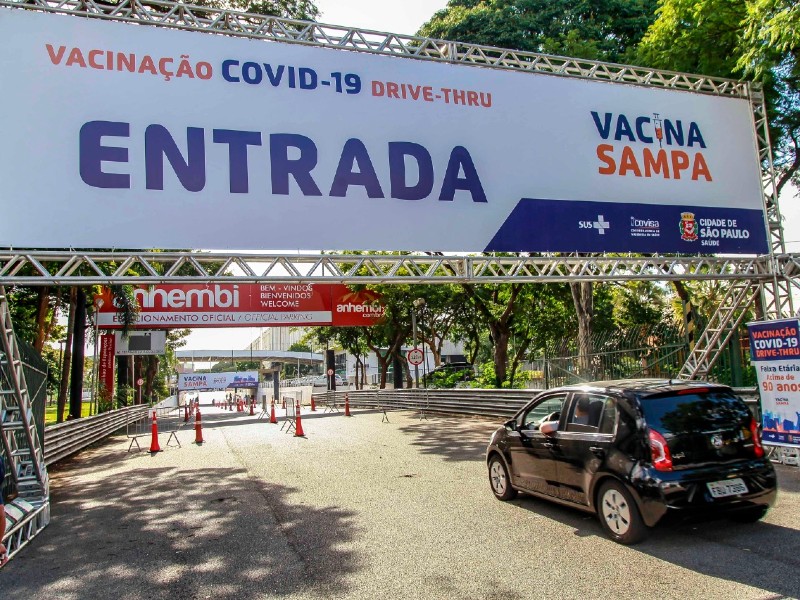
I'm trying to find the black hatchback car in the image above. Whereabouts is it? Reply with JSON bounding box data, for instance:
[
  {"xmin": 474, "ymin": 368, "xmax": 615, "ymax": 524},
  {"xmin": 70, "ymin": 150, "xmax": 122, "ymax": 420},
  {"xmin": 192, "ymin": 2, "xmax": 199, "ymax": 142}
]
[{"xmin": 486, "ymin": 379, "xmax": 777, "ymax": 544}]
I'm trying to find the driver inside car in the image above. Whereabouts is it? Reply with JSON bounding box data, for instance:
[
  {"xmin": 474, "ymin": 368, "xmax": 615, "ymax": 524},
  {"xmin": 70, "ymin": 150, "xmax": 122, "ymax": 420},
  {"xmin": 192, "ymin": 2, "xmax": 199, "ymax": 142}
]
[{"xmin": 539, "ymin": 411, "xmax": 560, "ymax": 434}]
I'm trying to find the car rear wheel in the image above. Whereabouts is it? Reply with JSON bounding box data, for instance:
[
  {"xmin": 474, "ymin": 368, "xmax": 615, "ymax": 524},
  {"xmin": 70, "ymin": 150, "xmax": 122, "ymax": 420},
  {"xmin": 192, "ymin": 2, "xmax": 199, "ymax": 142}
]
[
  {"xmin": 488, "ymin": 456, "xmax": 517, "ymax": 501},
  {"xmin": 597, "ymin": 480, "xmax": 648, "ymax": 545}
]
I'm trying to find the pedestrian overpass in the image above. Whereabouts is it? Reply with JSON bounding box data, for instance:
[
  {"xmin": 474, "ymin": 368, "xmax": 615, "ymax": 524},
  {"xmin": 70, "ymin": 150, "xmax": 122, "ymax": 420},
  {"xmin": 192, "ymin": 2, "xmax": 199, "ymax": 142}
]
[{"xmin": 175, "ymin": 350, "xmax": 324, "ymax": 366}]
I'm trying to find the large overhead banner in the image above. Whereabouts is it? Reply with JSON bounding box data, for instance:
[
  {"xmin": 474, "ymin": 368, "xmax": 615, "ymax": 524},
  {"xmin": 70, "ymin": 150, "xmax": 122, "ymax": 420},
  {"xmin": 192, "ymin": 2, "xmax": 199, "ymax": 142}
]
[
  {"xmin": 95, "ymin": 284, "xmax": 384, "ymax": 328},
  {"xmin": 748, "ymin": 319, "xmax": 800, "ymax": 448},
  {"xmin": 0, "ymin": 9, "xmax": 768, "ymax": 254}
]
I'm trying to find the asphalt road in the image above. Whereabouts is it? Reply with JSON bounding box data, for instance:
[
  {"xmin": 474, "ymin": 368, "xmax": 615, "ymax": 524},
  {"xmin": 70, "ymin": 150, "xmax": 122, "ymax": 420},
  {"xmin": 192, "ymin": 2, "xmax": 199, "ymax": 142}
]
[{"xmin": 2, "ymin": 394, "xmax": 799, "ymax": 599}]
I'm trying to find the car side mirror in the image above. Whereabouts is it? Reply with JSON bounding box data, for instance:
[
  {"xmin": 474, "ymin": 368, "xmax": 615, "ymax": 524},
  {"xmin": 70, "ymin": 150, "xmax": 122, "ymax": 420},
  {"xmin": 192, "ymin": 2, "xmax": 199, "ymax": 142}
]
[
  {"xmin": 540, "ymin": 421, "xmax": 558, "ymax": 436},
  {"xmin": 504, "ymin": 419, "xmax": 517, "ymax": 431}
]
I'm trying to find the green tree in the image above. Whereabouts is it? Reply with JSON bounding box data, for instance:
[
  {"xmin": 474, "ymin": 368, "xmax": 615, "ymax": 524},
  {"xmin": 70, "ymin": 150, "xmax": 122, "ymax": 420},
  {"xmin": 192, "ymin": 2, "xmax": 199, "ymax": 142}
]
[
  {"xmin": 611, "ymin": 281, "xmax": 671, "ymax": 329},
  {"xmin": 281, "ymin": 342, "xmax": 312, "ymax": 378},
  {"xmin": 303, "ymin": 326, "xmax": 372, "ymax": 388},
  {"xmin": 115, "ymin": 0, "xmax": 320, "ymax": 20},
  {"xmin": 638, "ymin": 0, "xmax": 800, "ymax": 195},
  {"xmin": 224, "ymin": 0, "xmax": 319, "ymax": 20},
  {"xmin": 420, "ymin": 0, "xmax": 658, "ymax": 63}
]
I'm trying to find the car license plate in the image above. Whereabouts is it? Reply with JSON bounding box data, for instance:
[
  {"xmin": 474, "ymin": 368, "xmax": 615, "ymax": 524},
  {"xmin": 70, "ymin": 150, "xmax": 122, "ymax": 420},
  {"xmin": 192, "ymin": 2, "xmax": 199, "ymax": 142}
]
[{"xmin": 707, "ymin": 478, "xmax": 748, "ymax": 498}]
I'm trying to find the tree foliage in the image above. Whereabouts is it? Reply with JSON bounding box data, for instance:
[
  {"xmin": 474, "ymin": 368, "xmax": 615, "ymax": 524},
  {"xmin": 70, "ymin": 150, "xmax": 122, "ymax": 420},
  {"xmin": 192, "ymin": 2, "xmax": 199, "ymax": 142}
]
[
  {"xmin": 419, "ymin": 0, "xmax": 658, "ymax": 63},
  {"xmin": 638, "ymin": 0, "xmax": 800, "ymax": 194}
]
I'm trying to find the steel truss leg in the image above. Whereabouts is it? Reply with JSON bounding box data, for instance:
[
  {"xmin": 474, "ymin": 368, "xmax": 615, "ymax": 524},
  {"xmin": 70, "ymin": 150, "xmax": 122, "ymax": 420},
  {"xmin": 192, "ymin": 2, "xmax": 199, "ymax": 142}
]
[
  {"xmin": 678, "ymin": 281, "xmax": 761, "ymax": 380},
  {"xmin": 0, "ymin": 285, "xmax": 49, "ymax": 566}
]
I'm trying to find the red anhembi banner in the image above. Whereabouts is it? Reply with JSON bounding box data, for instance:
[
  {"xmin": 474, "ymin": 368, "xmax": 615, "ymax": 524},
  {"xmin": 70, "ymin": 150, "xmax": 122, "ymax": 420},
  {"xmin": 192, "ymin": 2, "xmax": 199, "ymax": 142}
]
[{"xmin": 95, "ymin": 284, "xmax": 384, "ymax": 329}]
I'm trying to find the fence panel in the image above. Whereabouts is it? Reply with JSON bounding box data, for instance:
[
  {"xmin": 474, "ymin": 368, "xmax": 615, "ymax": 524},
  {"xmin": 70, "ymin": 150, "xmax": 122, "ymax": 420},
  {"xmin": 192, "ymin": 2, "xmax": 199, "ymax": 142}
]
[
  {"xmin": 313, "ymin": 387, "xmax": 760, "ymax": 421},
  {"xmin": 46, "ymin": 405, "xmax": 149, "ymax": 463}
]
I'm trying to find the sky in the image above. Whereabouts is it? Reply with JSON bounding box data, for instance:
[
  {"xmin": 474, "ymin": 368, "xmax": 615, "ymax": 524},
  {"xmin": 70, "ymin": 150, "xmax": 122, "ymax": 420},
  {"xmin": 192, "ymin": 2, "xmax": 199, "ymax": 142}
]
[
  {"xmin": 313, "ymin": 0, "xmax": 447, "ymax": 33},
  {"xmin": 180, "ymin": 0, "xmax": 800, "ymax": 352}
]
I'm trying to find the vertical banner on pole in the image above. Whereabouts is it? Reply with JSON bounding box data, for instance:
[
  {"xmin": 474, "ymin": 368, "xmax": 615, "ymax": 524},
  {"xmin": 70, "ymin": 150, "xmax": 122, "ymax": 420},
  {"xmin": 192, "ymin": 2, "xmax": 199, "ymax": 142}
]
[
  {"xmin": 98, "ymin": 333, "xmax": 116, "ymax": 402},
  {"xmin": 747, "ymin": 319, "xmax": 800, "ymax": 447}
]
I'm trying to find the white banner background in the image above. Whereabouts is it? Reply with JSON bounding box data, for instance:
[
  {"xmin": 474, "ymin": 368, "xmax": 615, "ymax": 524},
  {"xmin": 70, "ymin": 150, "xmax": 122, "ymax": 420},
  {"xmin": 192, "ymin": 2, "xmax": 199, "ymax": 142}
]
[{"xmin": 0, "ymin": 9, "xmax": 765, "ymax": 252}]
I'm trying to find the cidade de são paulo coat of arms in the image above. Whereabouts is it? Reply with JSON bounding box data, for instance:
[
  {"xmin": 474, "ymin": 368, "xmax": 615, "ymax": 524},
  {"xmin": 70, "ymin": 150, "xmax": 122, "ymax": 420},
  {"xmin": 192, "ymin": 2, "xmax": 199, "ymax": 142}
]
[{"xmin": 680, "ymin": 212, "xmax": 698, "ymax": 242}]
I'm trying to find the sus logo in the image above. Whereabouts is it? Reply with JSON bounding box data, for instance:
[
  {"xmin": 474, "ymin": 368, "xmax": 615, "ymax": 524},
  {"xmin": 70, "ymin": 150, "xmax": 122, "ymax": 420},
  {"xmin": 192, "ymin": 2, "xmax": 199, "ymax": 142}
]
[{"xmin": 680, "ymin": 212, "xmax": 698, "ymax": 242}]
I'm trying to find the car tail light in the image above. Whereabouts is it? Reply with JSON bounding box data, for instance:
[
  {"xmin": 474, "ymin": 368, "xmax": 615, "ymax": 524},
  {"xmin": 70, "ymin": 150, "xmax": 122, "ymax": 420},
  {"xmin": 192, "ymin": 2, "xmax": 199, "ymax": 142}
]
[
  {"xmin": 677, "ymin": 387, "xmax": 709, "ymax": 395},
  {"xmin": 649, "ymin": 429, "xmax": 673, "ymax": 471},
  {"xmin": 750, "ymin": 418, "xmax": 765, "ymax": 458}
]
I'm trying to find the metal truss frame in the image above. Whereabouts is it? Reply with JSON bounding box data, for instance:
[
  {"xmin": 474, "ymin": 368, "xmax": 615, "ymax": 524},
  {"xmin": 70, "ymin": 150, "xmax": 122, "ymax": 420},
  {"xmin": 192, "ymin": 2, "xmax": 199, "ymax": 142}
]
[
  {"xmin": 0, "ymin": 250, "xmax": 779, "ymax": 285},
  {"xmin": 1, "ymin": 498, "xmax": 50, "ymax": 567},
  {"xmin": 0, "ymin": 0, "xmax": 795, "ymax": 373},
  {"xmin": 0, "ymin": 0, "xmax": 753, "ymax": 98},
  {"xmin": 1, "ymin": 286, "xmax": 49, "ymax": 568}
]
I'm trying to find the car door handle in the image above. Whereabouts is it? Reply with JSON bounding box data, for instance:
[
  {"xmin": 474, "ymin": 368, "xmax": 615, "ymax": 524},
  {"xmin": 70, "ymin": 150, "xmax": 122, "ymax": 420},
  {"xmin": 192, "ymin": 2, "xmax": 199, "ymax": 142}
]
[
  {"xmin": 542, "ymin": 442, "xmax": 555, "ymax": 448},
  {"xmin": 589, "ymin": 446, "xmax": 605, "ymax": 457}
]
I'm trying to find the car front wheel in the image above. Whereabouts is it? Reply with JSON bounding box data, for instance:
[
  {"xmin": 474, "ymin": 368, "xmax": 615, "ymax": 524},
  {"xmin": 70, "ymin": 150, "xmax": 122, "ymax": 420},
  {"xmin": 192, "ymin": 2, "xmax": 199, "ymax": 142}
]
[
  {"xmin": 488, "ymin": 455, "xmax": 517, "ymax": 501},
  {"xmin": 596, "ymin": 480, "xmax": 648, "ymax": 545}
]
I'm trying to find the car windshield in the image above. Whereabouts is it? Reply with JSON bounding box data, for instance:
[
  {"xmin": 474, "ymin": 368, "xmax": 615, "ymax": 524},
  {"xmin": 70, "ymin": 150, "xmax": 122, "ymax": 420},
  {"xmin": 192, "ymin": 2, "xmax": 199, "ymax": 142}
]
[{"xmin": 641, "ymin": 390, "xmax": 756, "ymax": 465}]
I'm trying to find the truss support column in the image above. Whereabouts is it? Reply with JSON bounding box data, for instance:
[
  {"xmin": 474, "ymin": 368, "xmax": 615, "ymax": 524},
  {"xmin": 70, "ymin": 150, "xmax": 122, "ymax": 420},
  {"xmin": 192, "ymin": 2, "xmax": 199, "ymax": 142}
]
[
  {"xmin": 751, "ymin": 84, "xmax": 793, "ymax": 320},
  {"xmin": 677, "ymin": 281, "xmax": 760, "ymax": 381},
  {"xmin": 0, "ymin": 285, "xmax": 50, "ymax": 565}
]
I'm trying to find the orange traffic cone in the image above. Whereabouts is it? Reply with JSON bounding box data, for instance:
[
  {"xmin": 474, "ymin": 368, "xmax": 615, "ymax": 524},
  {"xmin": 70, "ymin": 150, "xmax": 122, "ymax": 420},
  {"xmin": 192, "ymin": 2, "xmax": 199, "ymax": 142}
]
[
  {"xmin": 294, "ymin": 402, "xmax": 305, "ymax": 437},
  {"xmin": 310, "ymin": 396, "xmax": 316, "ymax": 412},
  {"xmin": 344, "ymin": 393, "xmax": 351, "ymax": 417},
  {"xmin": 195, "ymin": 408, "xmax": 204, "ymax": 444},
  {"xmin": 149, "ymin": 410, "xmax": 162, "ymax": 452},
  {"xmin": 270, "ymin": 401, "xmax": 277, "ymax": 424}
]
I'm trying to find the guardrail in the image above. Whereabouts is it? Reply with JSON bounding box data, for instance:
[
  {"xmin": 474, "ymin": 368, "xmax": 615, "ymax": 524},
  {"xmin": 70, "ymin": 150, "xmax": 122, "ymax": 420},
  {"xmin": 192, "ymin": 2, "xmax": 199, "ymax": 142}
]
[
  {"xmin": 38, "ymin": 387, "xmax": 761, "ymax": 465},
  {"xmin": 312, "ymin": 387, "xmax": 761, "ymax": 420},
  {"xmin": 43, "ymin": 405, "xmax": 149, "ymax": 465}
]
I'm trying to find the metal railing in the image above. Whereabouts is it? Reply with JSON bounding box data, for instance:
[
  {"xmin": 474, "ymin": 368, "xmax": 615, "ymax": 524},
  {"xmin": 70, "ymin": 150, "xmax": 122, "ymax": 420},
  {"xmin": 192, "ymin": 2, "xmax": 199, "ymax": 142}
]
[
  {"xmin": 313, "ymin": 387, "xmax": 760, "ymax": 420},
  {"xmin": 43, "ymin": 405, "xmax": 149, "ymax": 465},
  {"xmin": 36, "ymin": 387, "xmax": 761, "ymax": 466}
]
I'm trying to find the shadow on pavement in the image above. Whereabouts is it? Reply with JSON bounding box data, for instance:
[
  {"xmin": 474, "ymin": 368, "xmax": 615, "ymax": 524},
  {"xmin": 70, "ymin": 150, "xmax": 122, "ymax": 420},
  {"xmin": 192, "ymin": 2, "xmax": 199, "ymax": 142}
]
[
  {"xmin": 1, "ymin": 446, "xmax": 361, "ymax": 599},
  {"xmin": 398, "ymin": 415, "xmax": 501, "ymax": 462},
  {"xmin": 503, "ymin": 466, "xmax": 800, "ymax": 597}
]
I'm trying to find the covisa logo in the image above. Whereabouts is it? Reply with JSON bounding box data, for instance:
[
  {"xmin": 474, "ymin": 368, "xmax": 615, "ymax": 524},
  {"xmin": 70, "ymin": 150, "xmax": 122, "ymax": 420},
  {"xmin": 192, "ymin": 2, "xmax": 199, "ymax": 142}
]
[
  {"xmin": 591, "ymin": 111, "xmax": 712, "ymax": 182},
  {"xmin": 630, "ymin": 217, "xmax": 659, "ymax": 228},
  {"xmin": 129, "ymin": 285, "xmax": 240, "ymax": 309}
]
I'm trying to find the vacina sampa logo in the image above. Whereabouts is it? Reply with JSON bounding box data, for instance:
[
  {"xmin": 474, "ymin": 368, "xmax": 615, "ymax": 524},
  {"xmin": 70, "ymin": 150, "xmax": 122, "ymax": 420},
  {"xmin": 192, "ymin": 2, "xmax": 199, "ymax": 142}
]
[{"xmin": 591, "ymin": 111, "xmax": 711, "ymax": 181}]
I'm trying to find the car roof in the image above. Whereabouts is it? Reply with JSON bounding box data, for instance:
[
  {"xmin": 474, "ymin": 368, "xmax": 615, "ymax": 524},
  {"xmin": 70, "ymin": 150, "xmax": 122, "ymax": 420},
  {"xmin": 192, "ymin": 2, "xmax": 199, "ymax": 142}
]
[{"xmin": 548, "ymin": 378, "xmax": 732, "ymax": 398}]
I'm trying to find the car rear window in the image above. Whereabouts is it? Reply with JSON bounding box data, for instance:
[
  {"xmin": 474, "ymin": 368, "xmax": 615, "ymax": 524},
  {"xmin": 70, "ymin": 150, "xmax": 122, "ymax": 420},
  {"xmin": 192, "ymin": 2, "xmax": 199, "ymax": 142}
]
[{"xmin": 641, "ymin": 390, "xmax": 757, "ymax": 466}]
